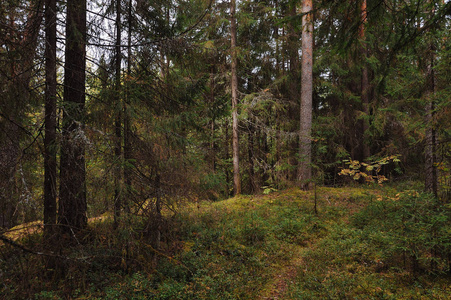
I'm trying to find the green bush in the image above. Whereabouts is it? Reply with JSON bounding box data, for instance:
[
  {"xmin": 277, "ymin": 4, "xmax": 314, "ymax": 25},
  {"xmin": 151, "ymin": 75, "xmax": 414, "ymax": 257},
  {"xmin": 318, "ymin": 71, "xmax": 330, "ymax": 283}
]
[{"xmin": 351, "ymin": 191, "xmax": 451, "ymax": 274}]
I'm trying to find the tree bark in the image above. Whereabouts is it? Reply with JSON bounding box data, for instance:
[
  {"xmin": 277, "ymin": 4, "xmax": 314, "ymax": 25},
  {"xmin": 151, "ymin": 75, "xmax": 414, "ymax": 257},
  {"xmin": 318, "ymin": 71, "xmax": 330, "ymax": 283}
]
[
  {"xmin": 230, "ymin": 0, "xmax": 241, "ymax": 195},
  {"xmin": 209, "ymin": 66, "xmax": 217, "ymax": 172},
  {"xmin": 0, "ymin": 0, "xmax": 44, "ymax": 229},
  {"xmin": 288, "ymin": 2, "xmax": 299, "ymax": 105},
  {"xmin": 298, "ymin": 0, "xmax": 313, "ymax": 190},
  {"xmin": 288, "ymin": 1, "xmax": 300, "ymax": 182},
  {"xmin": 247, "ymin": 121, "xmax": 256, "ymax": 194},
  {"xmin": 114, "ymin": 0, "xmax": 123, "ymax": 228},
  {"xmin": 424, "ymin": 50, "xmax": 437, "ymax": 198},
  {"xmin": 424, "ymin": 2, "xmax": 438, "ymax": 198},
  {"xmin": 44, "ymin": 0, "xmax": 57, "ymax": 237},
  {"xmin": 225, "ymin": 120, "xmax": 231, "ymax": 196},
  {"xmin": 124, "ymin": 0, "xmax": 133, "ymax": 212},
  {"xmin": 360, "ymin": 0, "xmax": 371, "ymax": 159},
  {"xmin": 59, "ymin": 0, "xmax": 87, "ymax": 234}
]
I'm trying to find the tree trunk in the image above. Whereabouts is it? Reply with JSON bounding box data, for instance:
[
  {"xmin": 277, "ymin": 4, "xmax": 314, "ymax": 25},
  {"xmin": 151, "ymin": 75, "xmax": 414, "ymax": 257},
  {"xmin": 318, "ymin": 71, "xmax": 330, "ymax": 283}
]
[
  {"xmin": 44, "ymin": 0, "xmax": 57, "ymax": 237},
  {"xmin": 298, "ymin": 0, "xmax": 313, "ymax": 190},
  {"xmin": 230, "ymin": 0, "xmax": 241, "ymax": 195},
  {"xmin": 153, "ymin": 173, "xmax": 162, "ymax": 249},
  {"xmin": 424, "ymin": 2, "xmax": 438, "ymax": 198},
  {"xmin": 0, "ymin": 124, "xmax": 20, "ymax": 229},
  {"xmin": 59, "ymin": 0, "xmax": 87, "ymax": 235},
  {"xmin": 123, "ymin": 0, "xmax": 133, "ymax": 213},
  {"xmin": 288, "ymin": 1, "xmax": 300, "ymax": 182},
  {"xmin": 114, "ymin": 0, "xmax": 123, "ymax": 228},
  {"xmin": 225, "ymin": 120, "xmax": 231, "ymax": 196},
  {"xmin": 360, "ymin": 0, "xmax": 371, "ymax": 159},
  {"xmin": 0, "ymin": 0, "xmax": 44, "ymax": 229},
  {"xmin": 288, "ymin": 3, "xmax": 299, "ymax": 104},
  {"xmin": 425, "ymin": 48, "xmax": 437, "ymax": 198},
  {"xmin": 248, "ymin": 121, "xmax": 256, "ymax": 194},
  {"xmin": 209, "ymin": 68, "xmax": 217, "ymax": 172}
]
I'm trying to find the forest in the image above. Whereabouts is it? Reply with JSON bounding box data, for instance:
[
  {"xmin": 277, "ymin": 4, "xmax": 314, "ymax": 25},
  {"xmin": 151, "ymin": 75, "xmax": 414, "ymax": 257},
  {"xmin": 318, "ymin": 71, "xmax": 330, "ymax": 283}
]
[{"xmin": 1, "ymin": 0, "xmax": 451, "ymax": 298}]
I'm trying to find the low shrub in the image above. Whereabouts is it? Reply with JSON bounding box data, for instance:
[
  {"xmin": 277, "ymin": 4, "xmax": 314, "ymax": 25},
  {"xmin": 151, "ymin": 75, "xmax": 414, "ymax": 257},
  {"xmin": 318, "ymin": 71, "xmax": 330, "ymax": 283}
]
[{"xmin": 351, "ymin": 191, "xmax": 451, "ymax": 275}]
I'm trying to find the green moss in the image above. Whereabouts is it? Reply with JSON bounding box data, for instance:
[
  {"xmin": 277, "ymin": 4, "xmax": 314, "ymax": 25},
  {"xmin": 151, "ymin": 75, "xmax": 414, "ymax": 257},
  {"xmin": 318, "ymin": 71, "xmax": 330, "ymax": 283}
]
[{"xmin": 2, "ymin": 185, "xmax": 450, "ymax": 299}]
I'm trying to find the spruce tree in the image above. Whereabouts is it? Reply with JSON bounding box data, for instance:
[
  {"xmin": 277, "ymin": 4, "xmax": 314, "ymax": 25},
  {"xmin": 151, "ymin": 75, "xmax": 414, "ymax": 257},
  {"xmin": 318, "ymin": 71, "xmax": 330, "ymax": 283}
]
[{"xmin": 59, "ymin": 0, "xmax": 88, "ymax": 235}]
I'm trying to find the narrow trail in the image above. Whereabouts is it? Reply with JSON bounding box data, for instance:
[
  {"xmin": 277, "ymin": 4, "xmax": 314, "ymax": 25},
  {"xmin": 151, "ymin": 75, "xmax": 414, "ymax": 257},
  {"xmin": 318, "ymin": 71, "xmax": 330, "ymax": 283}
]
[{"xmin": 260, "ymin": 245, "xmax": 307, "ymax": 300}]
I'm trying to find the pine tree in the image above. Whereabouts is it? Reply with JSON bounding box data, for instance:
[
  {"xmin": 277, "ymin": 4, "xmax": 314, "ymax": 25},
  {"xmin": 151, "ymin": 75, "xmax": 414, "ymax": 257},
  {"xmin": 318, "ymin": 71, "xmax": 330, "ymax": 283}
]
[
  {"xmin": 44, "ymin": 0, "xmax": 57, "ymax": 237},
  {"xmin": 230, "ymin": 0, "xmax": 241, "ymax": 195},
  {"xmin": 424, "ymin": 1, "xmax": 438, "ymax": 197},
  {"xmin": 59, "ymin": 0, "xmax": 88, "ymax": 235},
  {"xmin": 298, "ymin": 0, "xmax": 313, "ymax": 189},
  {"xmin": 114, "ymin": 0, "xmax": 123, "ymax": 228},
  {"xmin": 0, "ymin": 0, "xmax": 44, "ymax": 228},
  {"xmin": 359, "ymin": 0, "xmax": 370, "ymax": 159}
]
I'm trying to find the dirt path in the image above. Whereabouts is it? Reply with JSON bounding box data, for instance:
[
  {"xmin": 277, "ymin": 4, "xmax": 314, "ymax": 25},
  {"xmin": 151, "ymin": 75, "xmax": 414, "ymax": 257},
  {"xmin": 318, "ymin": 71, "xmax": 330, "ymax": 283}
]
[{"xmin": 260, "ymin": 245, "xmax": 306, "ymax": 299}]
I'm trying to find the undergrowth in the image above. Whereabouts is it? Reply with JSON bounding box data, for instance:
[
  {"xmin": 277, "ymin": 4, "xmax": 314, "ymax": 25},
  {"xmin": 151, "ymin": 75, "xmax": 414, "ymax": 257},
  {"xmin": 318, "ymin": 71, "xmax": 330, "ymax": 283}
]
[{"xmin": 1, "ymin": 185, "xmax": 450, "ymax": 299}]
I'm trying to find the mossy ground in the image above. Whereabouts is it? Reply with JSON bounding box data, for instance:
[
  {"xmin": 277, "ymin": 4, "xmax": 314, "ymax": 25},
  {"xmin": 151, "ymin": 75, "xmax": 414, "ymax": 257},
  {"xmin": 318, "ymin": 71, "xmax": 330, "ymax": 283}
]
[{"xmin": 1, "ymin": 185, "xmax": 450, "ymax": 299}]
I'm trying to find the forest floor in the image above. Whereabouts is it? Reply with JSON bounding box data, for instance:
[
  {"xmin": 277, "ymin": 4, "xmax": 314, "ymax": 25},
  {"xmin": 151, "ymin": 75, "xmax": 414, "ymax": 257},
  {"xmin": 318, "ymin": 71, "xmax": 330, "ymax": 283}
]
[
  {"xmin": 1, "ymin": 184, "xmax": 451, "ymax": 299},
  {"xmin": 260, "ymin": 244, "xmax": 305, "ymax": 299},
  {"xmin": 0, "ymin": 214, "xmax": 110, "ymax": 246}
]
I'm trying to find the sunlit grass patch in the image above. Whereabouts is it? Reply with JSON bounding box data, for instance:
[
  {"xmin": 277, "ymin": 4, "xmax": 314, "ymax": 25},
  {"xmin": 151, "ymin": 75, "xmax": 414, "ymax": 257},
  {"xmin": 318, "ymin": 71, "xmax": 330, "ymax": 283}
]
[{"xmin": 2, "ymin": 220, "xmax": 43, "ymax": 242}]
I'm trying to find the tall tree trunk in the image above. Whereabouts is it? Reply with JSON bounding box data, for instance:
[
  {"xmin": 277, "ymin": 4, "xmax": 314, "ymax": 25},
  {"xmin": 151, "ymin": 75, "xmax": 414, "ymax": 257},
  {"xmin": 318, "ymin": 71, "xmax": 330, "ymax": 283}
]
[
  {"xmin": 248, "ymin": 121, "xmax": 256, "ymax": 194},
  {"xmin": 274, "ymin": 0, "xmax": 280, "ymax": 182},
  {"xmin": 153, "ymin": 173, "xmax": 162, "ymax": 249},
  {"xmin": 425, "ymin": 39, "xmax": 437, "ymax": 198},
  {"xmin": 298, "ymin": 0, "xmax": 313, "ymax": 190},
  {"xmin": 288, "ymin": 1, "xmax": 300, "ymax": 182},
  {"xmin": 424, "ymin": 2, "xmax": 438, "ymax": 198},
  {"xmin": 225, "ymin": 120, "xmax": 231, "ymax": 196},
  {"xmin": 360, "ymin": 0, "xmax": 371, "ymax": 159},
  {"xmin": 59, "ymin": 0, "xmax": 87, "ymax": 235},
  {"xmin": 114, "ymin": 0, "xmax": 123, "ymax": 228},
  {"xmin": 230, "ymin": 0, "xmax": 241, "ymax": 195},
  {"xmin": 288, "ymin": 2, "xmax": 299, "ymax": 102},
  {"xmin": 0, "ymin": 0, "xmax": 44, "ymax": 229},
  {"xmin": 44, "ymin": 0, "xmax": 57, "ymax": 237},
  {"xmin": 124, "ymin": 0, "xmax": 133, "ymax": 212},
  {"xmin": 0, "ymin": 124, "xmax": 20, "ymax": 229},
  {"xmin": 209, "ymin": 67, "xmax": 217, "ymax": 172}
]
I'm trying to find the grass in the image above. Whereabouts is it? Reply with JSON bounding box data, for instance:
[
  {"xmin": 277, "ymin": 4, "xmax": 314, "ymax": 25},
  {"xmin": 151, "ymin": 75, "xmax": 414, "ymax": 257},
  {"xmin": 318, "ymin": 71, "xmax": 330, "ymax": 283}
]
[{"xmin": 1, "ymin": 184, "xmax": 450, "ymax": 299}]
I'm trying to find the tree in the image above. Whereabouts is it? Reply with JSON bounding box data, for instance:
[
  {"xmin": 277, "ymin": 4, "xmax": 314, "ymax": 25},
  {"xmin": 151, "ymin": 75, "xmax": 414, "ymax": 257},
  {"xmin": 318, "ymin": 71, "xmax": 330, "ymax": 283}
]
[
  {"xmin": 424, "ymin": 1, "xmax": 438, "ymax": 197},
  {"xmin": 230, "ymin": 0, "xmax": 241, "ymax": 195},
  {"xmin": 43, "ymin": 0, "xmax": 57, "ymax": 237},
  {"xmin": 114, "ymin": 0, "xmax": 123, "ymax": 228},
  {"xmin": 124, "ymin": 0, "xmax": 133, "ymax": 211},
  {"xmin": 0, "ymin": 0, "xmax": 44, "ymax": 228},
  {"xmin": 359, "ymin": 0, "xmax": 370, "ymax": 159},
  {"xmin": 59, "ymin": 0, "xmax": 87, "ymax": 234},
  {"xmin": 298, "ymin": 0, "xmax": 313, "ymax": 189}
]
